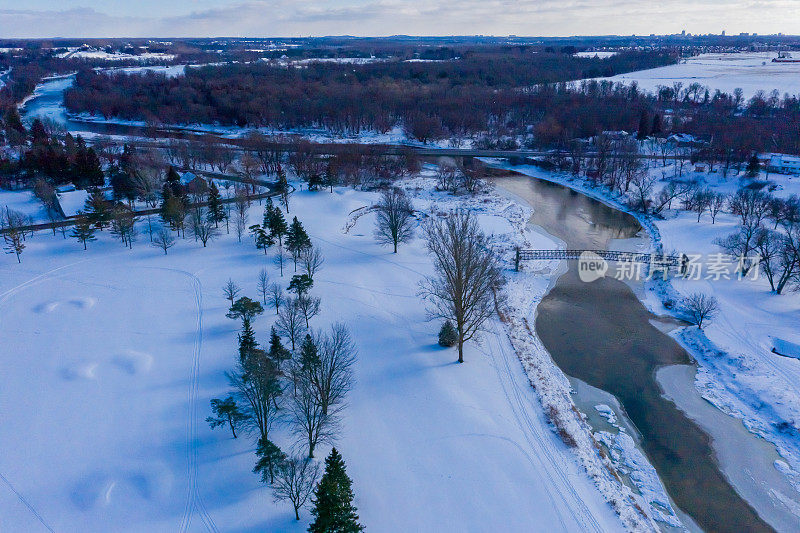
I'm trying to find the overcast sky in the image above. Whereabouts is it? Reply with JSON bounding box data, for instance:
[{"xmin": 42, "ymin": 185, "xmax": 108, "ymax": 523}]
[{"xmin": 2, "ymin": 1, "xmax": 799, "ymax": 38}]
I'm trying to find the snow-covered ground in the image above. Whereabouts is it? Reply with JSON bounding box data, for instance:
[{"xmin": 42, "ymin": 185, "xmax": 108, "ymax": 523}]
[
  {"xmin": 0, "ymin": 189, "xmax": 50, "ymax": 224},
  {"xmin": 575, "ymin": 51, "xmax": 618, "ymax": 59},
  {"xmin": 58, "ymin": 49, "xmax": 176, "ymax": 62},
  {"xmin": 0, "ymin": 176, "xmax": 632, "ymax": 532},
  {"xmin": 594, "ymin": 52, "xmax": 800, "ymax": 99}
]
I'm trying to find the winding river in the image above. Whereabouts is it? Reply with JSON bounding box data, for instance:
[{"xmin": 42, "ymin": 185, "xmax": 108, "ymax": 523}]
[{"xmin": 491, "ymin": 174, "xmax": 786, "ymax": 532}]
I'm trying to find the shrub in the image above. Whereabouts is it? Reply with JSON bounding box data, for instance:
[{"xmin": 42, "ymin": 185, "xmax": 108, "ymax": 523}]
[{"xmin": 438, "ymin": 320, "xmax": 458, "ymax": 347}]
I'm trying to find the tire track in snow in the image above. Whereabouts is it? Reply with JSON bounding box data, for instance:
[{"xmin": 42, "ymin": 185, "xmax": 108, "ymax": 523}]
[
  {"xmin": 141, "ymin": 267, "xmax": 218, "ymax": 533},
  {"xmin": 483, "ymin": 321, "xmax": 605, "ymax": 532}
]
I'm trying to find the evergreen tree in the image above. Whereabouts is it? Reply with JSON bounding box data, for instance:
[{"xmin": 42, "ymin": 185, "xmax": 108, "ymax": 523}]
[
  {"xmin": 307, "ymin": 173, "xmax": 324, "ymax": 191},
  {"xmin": 71, "ymin": 216, "xmax": 97, "ymax": 250},
  {"xmin": 308, "ymin": 448, "xmax": 364, "ymax": 533},
  {"xmin": 438, "ymin": 320, "xmax": 458, "ymax": 347},
  {"xmin": 206, "ymin": 396, "xmax": 247, "ymax": 438},
  {"xmin": 267, "ymin": 327, "xmax": 292, "ymax": 368},
  {"xmin": 249, "ymin": 224, "xmax": 275, "ymax": 254},
  {"xmin": 30, "ymin": 119, "xmax": 49, "ymax": 146},
  {"xmin": 207, "ymin": 181, "xmax": 226, "ymax": 227},
  {"xmin": 83, "ymin": 190, "xmax": 112, "ymax": 229},
  {"xmin": 253, "ymin": 438, "xmax": 286, "ymax": 484},
  {"xmin": 238, "ymin": 317, "xmax": 259, "ymax": 363},
  {"xmin": 85, "ymin": 147, "xmax": 105, "ymax": 187},
  {"xmin": 636, "ymin": 111, "xmax": 650, "ymax": 140},
  {"xmin": 747, "ymin": 154, "xmax": 761, "ymax": 178},
  {"xmin": 286, "ymin": 217, "xmax": 312, "ymax": 270},
  {"xmin": 298, "ymin": 334, "xmax": 321, "ymax": 373},
  {"xmin": 266, "ymin": 199, "xmax": 288, "ymax": 247},
  {"xmin": 651, "ymin": 113, "xmax": 663, "ymax": 135},
  {"xmin": 288, "ymin": 274, "xmax": 313, "ymax": 297}
]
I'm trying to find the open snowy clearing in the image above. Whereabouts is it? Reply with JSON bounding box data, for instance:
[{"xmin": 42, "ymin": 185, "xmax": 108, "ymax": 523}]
[
  {"xmin": 0, "ymin": 180, "xmax": 624, "ymax": 532},
  {"xmin": 594, "ymin": 52, "xmax": 800, "ymax": 99}
]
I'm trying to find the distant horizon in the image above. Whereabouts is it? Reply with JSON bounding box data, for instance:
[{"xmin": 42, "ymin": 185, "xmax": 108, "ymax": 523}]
[
  {"xmin": 3, "ymin": 1, "xmax": 799, "ymax": 39},
  {"xmin": 3, "ymin": 33, "xmax": 800, "ymax": 42}
]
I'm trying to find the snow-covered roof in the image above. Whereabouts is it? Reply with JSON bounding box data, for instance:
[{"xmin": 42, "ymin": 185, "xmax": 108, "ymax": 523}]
[{"xmin": 57, "ymin": 189, "xmax": 90, "ymax": 218}]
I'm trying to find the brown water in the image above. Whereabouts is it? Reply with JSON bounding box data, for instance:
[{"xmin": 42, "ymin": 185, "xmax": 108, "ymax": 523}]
[{"xmin": 493, "ymin": 174, "xmax": 772, "ymax": 533}]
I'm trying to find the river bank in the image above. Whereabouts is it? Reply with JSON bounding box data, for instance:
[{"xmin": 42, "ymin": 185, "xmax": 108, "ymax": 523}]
[{"xmin": 487, "ymin": 163, "xmax": 800, "ymax": 531}]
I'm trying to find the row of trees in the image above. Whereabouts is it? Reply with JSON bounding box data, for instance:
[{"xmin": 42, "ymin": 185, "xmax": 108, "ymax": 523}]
[{"xmin": 208, "ymin": 202, "xmax": 363, "ymax": 527}]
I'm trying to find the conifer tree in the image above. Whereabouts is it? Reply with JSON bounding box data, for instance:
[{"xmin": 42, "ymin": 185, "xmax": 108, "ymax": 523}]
[
  {"xmin": 267, "ymin": 199, "xmax": 289, "ymax": 247},
  {"xmin": 309, "ymin": 448, "xmax": 364, "ymax": 533},
  {"xmin": 267, "ymin": 327, "xmax": 292, "ymax": 369},
  {"xmin": 238, "ymin": 317, "xmax": 259, "ymax": 363},
  {"xmin": 286, "ymin": 217, "xmax": 312, "ymax": 270},
  {"xmin": 84, "ymin": 190, "xmax": 112, "ymax": 229},
  {"xmin": 71, "ymin": 215, "xmax": 97, "ymax": 250},
  {"xmin": 206, "ymin": 396, "xmax": 247, "ymax": 438},
  {"xmin": 207, "ymin": 181, "xmax": 226, "ymax": 227},
  {"xmin": 253, "ymin": 438, "xmax": 286, "ymax": 484}
]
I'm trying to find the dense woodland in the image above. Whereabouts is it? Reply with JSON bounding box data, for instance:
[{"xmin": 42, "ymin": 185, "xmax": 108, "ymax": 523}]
[
  {"xmin": 63, "ymin": 50, "xmax": 673, "ymax": 131},
  {"xmin": 61, "ymin": 49, "xmax": 800, "ymax": 155}
]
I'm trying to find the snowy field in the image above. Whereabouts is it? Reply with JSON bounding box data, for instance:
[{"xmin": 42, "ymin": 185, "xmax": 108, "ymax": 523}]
[
  {"xmin": 0, "ymin": 178, "xmax": 627, "ymax": 532},
  {"xmin": 594, "ymin": 52, "xmax": 800, "ymax": 99},
  {"xmin": 0, "ymin": 189, "xmax": 50, "ymax": 224}
]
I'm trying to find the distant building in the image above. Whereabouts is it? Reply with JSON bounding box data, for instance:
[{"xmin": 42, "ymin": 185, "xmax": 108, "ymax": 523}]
[{"xmin": 766, "ymin": 154, "xmax": 800, "ymax": 175}]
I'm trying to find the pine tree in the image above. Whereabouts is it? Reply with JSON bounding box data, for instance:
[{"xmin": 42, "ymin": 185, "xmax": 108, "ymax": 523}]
[
  {"xmin": 651, "ymin": 113, "xmax": 662, "ymax": 135},
  {"xmin": 636, "ymin": 111, "xmax": 650, "ymax": 140},
  {"xmin": 267, "ymin": 327, "xmax": 292, "ymax": 369},
  {"xmin": 84, "ymin": 190, "xmax": 112, "ymax": 229},
  {"xmin": 206, "ymin": 396, "xmax": 247, "ymax": 439},
  {"xmin": 30, "ymin": 119, "xmax": 49, "ymax": 146},
  {"xmin": 238, "ymin": 317, "xmax": 259, "ymax": 363},
  {"xmin": 286, "ymin": 217, "xmax": 312, "ymax": 270},
  {"xmin": 253, "ymin": 438, "xmax": 286, "ymax": 484},
  {"xmin": 267, "ymin": 199, "xmax": 289, "ymax": 247},
  {"xmin": 747, "ymin": 154, "xmax": 761, "ymax": 178},
  {"xmin": 309, "ymin": 448, "xmax": 364, "ymax": 533},
  {"xmin": 207, "ymin": 181, "xmax": 225, "ymax": 227},
  {"xmin": 299, "ymin": 334, "xmax": 321, "ymax": 372},
  {"xmin": 438, "ymin": 320, "xmax": 458, "ymax": 347},
  {"xmin": 71, "ymin": 216, "xmax": 97, "ymax": 250}
]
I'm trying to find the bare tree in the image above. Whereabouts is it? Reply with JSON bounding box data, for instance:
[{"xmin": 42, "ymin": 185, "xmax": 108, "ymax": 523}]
[
  {"xmin": 755, "ymin": 227, "xmax": 800, "ymax": 294},
  {"xmin": 2, "ymin": 208, "xmax": 26, "ymax": 263},
  {"xmin": 276, "ymin": 297, "xmax": 307, "ymax": 351},
  {"xmin": 296, "ymin": 294, "xmax": 321, "ymax": 328},
  {"xmin": 374, "ymin": 188, "xmax": 415, "ymax": 253},
  {"xmin": 708, "ymin": 192, "xmax": 727, "ymax": 224},
  {"xmin": 235, "ymin": 188, "xmax": 249, "ymax": 243},
  {"xmin": 152, "ymin": 226, "xmax": 176, "ymax": 255},
  {"xmin": 268, "ymin": 282, "xmax": 284, "ymax": 314},
  {"xmin": 223, "ymin": 279, "xmax": 242, "ymax": 305},
  {"xmin": 190, "ymin": 209, "xmax": 218, "ymax": 247},
  {"xmin": 257, "ymin": 268, "xmax": 270, "ymax": 304},
  {"xmin": 436, "ymin": 163, "xmax": 459, "ymax": 193},
  {"xmin": 274, "ymin": 246, "xmax": 288, "ymax": 277},
  {"xmin": 300, "ymin": 246, "xmax": 325, "ymax": 279},
  {"xmin": 289, "ymin": 370, "xmax": 334, "ymax": 458},
  {"xmin": 420, "ymin": 211, "xmax": 503, "ymax": 363},
  {"xmin": 310, "ymin": 324, "xmax": 356, "ymax": 417},
  {"xmin": 628, "ymin": 172, "xmax": 656, "ymax": 212},
  {"xmin": 682, "ymin": 293, "xmax": 719, "ymax": 329},
  {"xmin": 271, "ymin": 456, "xmax": 320, "ymax": 521}
]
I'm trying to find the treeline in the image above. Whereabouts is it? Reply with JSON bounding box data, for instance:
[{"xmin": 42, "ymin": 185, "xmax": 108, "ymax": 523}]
[{"xmin": 63, "ymin": 51, "xmax": 673, "ymax": 133}]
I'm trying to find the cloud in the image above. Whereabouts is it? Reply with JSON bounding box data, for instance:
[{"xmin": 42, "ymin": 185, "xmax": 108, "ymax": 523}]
[{"xmin": 2, "ymin": 1, "xmax": 798, "ymax": 38}]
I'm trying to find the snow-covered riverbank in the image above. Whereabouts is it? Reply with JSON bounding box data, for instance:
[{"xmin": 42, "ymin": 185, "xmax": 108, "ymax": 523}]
[{"xmin": 484, "ymin": 159, "xmax": 800, "ymax": 529}]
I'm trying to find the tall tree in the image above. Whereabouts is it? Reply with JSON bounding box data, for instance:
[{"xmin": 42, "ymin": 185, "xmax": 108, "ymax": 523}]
[
  {"xmin": 308, "ymin": 448, "xmax": 364, "ymax": 533},
  {"xmin": 420, "ymin": 210, "xmax": 503, "ymax": 363},
  {"xmin": 286, "ymin": 217, "xmax": 312, "ymax": 271},
  {"xmin": 374, "ymin": 188, "xmax": 415, "ymax": 253},
  {"xmin": 207, "ymin": 181, "xmax": 226, "ymax": 227}
]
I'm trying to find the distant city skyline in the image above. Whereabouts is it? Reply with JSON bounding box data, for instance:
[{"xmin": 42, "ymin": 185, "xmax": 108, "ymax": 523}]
[{"xmin": 1, "ymin": 1, "xmax": 799, "ymax": 39}]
